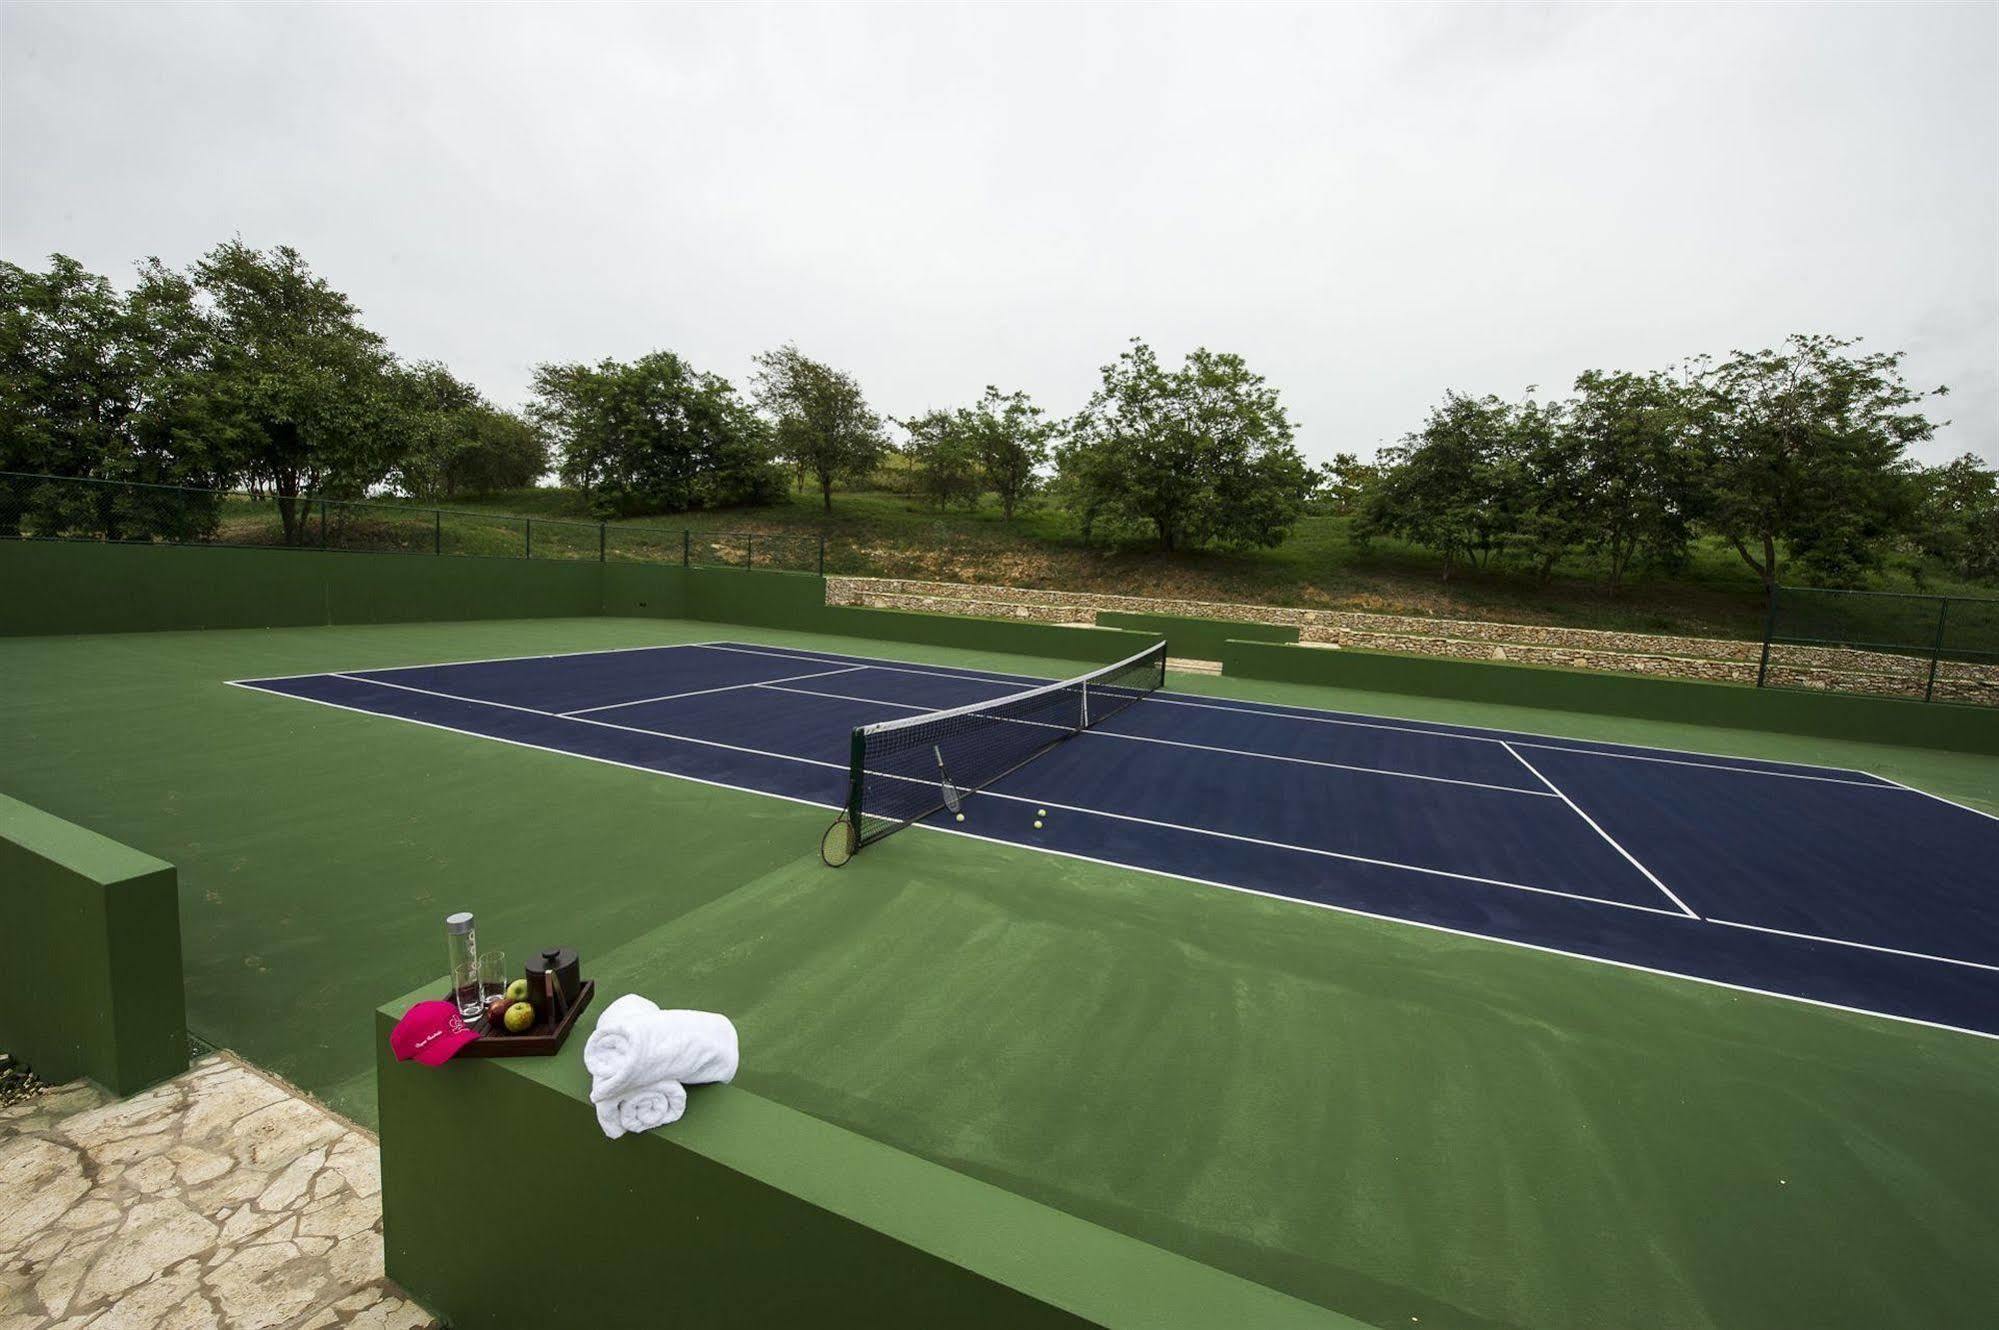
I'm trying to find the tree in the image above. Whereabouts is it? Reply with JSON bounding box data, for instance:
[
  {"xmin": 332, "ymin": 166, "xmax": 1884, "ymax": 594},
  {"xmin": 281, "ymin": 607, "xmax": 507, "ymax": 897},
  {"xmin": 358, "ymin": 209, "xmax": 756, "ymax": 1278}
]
[
  {"xmin": 0, "ymin": 253, "xmax": 230, "ymax": 541},
  {"xmin": 186, "ymin": 241, "xmax": 416, "ymax": 544},
  {"xmin": 441, "ymin": 406, "xmax": 548, "ymax": 497},
  {"xmin": 1312, "ymin": 452, "xmax": 1378, "ymax": 516},
  {"xmin": 1912, "ymin": 454, "xmax": 1999, "ymax": 581},
  {"xmin": 899, "ymin": 409, "xmax": 982, "ymax": 511},
  {"xmin": 749, "ymin": 344, "xmax": 886, "ymax": 511},
  {"xmin": 1057, "ymin": 339, "xmax": 1310, "ymax": 551},
  {"xmin": 1564, "ymin": 370, "xmax": 1702, "ymax": 593},
  {"xmin": 392, "ymin": 361, "xmax": 486, "ymax": 502},
  {"xmin": 0, "ymin": 256, "xmax": 135, "ymax": 481},
  {"xmin": 1691, "ymin": 334, "xmax": 1939, "ymax": 590},
  {"xmin": 535, "ymin": 351, "xmax": 779, "ymax": 517},
  {"xmin": 1355, "ymin": 392, "xmax": 1515, "ymax": 579},
  {"xmin": 960, "ymin": 386, "xmax": 1051, "ymax": 521}
]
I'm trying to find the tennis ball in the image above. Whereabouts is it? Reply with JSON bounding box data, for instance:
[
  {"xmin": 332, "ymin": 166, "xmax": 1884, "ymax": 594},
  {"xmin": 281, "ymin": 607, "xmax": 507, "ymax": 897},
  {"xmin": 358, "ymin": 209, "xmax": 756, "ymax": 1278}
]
[
  {"xmin": 1037, "ymin": 808, "xmax": 1047, "ymax": 816},
  {"xmin": 503, "ymin": 1001, "xmax": 536, "ymax": 1034},
  {"xmin": 955, "ymin": 813, "xmax": 964, "ymax": 822},
  {"xmin": 1033, "ymin": 820, "xmax": 1044, "ymax": 829}
]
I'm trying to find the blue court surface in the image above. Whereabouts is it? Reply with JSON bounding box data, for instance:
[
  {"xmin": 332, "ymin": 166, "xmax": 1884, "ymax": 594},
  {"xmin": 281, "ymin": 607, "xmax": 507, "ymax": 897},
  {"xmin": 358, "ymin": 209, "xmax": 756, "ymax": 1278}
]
[{"xmin": 234, "ymin": 640, "xmax": 1999, "ymax": 1039}]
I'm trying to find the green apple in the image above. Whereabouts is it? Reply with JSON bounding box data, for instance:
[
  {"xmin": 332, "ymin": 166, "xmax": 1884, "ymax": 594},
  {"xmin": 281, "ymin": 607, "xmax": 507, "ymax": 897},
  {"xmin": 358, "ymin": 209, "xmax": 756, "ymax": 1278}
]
[
  {"xmin": 503, "ymin": 1001, "xmax": 536, "ymax": 1034},
  {"xmin": 505, "ymin": 979, "xmax": 529, "ymax": 1003}
]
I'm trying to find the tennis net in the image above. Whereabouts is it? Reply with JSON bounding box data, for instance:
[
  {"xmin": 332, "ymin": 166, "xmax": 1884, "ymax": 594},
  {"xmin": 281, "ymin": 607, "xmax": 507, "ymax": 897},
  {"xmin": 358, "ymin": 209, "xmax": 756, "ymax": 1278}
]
[{"xmin": 820, "ymin": 641, "xmax": 1168, "ymax": 864}]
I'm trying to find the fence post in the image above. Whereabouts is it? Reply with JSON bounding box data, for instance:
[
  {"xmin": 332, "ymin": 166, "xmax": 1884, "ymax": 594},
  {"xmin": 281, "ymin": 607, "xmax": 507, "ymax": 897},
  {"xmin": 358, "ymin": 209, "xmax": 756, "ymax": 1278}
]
[
  {"xmin": 745, "ymin": 535, "xmax": 753, "ymax": 569},
  {"xmin": 682, "ymin": 531, "xmax": 690, "ymax": 567},
  {"xmin": 817, "ymin": 534, "xmax": 825, "ymax": 578},
  {"xmin": 319, "ymin": 499, "xmax": 328, "ymax": 548},
  {"xmin": 1924, "ymin": 598, "xmax": 1950, "ymax": 704},
  {"xmin": 1755, "ymin": 583, "xmax": 1778, "ymax": 689},
  {"xmin": 599, "ymin": 523, "xmax": 606, "ymax": 562},
  {"xmin": 434, "ymin": 509, "xmax": 442, "ymax": 555},
  {"xmin": 525, "ymin": 519, "xmax": 533, "ymax": 559}
]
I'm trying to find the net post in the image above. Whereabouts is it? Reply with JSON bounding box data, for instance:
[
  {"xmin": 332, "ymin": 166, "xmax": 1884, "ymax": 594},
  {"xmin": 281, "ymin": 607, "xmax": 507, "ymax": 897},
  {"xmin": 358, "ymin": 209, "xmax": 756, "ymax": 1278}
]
[
  {"xmin": 1756, "ymin": 584, "xmax": 1778, "ymax": 688},
  {"xmin": 1924, "ymin": 597, "xmax": 1950, "ymax": 703},
  {"xmin": 845, "ymin": 727, "xmax": 868, "ymax": 838}
]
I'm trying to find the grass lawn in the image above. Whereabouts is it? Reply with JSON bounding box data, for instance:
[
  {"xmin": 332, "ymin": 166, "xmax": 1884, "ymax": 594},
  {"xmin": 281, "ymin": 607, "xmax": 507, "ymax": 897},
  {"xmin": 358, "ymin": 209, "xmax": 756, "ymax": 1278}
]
[{"xmin": 442, "ymin": 484, "xmax": 1998, "ymax": 642}]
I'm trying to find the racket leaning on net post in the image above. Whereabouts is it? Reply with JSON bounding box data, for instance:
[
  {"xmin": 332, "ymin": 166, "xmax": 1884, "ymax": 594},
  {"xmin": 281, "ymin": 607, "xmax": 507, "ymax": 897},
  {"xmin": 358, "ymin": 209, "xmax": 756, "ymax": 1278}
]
[
  {"xmin": 820, "ymin": 816, "xmax": 857, "ymax": 867},
  {"xmin": 934, "ymin": 744, "xmax": 964, "ymax": 816}
]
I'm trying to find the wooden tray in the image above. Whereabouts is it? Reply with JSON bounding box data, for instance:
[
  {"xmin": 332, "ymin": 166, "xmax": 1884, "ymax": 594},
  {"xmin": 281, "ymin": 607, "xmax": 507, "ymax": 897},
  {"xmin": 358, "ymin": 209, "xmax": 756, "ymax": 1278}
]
[{"xmin": 458, "ymin": 980, "xmax": 594, "ymax": 1058}]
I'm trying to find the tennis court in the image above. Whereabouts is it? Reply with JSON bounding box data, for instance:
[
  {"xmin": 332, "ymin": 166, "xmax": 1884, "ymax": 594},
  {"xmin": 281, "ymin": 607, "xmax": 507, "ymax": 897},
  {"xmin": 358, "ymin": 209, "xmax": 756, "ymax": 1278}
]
[{"xmin": 236, "ymin": 638, "xmax": 1999, "ymax": 1040}]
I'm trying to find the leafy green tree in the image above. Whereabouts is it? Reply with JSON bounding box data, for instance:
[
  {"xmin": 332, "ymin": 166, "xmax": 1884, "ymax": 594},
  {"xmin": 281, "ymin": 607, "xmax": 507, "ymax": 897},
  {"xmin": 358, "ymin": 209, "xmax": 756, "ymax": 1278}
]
[
  {"xmin": 750, "ymin": 344, "xmax": 887, "ymax": 512},
  {"xmin": 0, "ymin": 254, "xmax": 230, "ymax": 540},
  {"xmin": 1691, "ymin": 334, "xmax": 1939, "ymax": 589},
  {"xmin": 392, "ymin": 362, "xmax": 485, "ymax": 501},
  {"xmin": 1501, "ymin": 396, "xmax": 1586, "ymax": 583},
  {"xmin": 535, "ymin": 351, "xmax": 778, "ymax": 517},
  {"xmin": 1312, "ymin": 452, "xmax": 1379, "ymax": 516},
  {"xmin": 899, "ymin": 408, "xmax": 982, "ymax": 510},
  {"xmin": 0, "ymin": 256, "xmax": 135, "ymax": 481},
  {"xmin": 185, "ymin": 241, "xmax": 417, "ymax": 544},
  {"xmin": 959, "ymin": 386, "xmax": 1051, "ymax": 521},
  {"xmin": 1058, "ymin": 340, "xmax": 1310, "ymax": 551},
  {"xmin": 439, "ymin": 406, "xmax": 547, "ymax": 497},
  {"xmin": 1355, "ymin": 392, "xmax": 1515, "ymax": 579},
  {"xmin": 1912, "ymin": 453, "xmax": 1999, "ymax": 581},
  {"xmin": 1565, "ymin": 370, "xmax": 1702, "ymax": 593}
]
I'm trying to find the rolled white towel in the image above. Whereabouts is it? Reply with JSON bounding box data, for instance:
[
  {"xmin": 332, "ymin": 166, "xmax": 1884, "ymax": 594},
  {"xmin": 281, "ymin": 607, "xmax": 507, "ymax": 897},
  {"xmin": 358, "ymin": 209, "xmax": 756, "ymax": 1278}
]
[
  {"xmin": 582, "ymin": 994, "xmax": 665, "ymax": 1093},
  {"xmin": 585, "ymin": 1002, "xmax": 739, "ymax": 1104},
  {"xmin": 593, "ymin": 1078, "xmax": 687, "ymax": 1139}
]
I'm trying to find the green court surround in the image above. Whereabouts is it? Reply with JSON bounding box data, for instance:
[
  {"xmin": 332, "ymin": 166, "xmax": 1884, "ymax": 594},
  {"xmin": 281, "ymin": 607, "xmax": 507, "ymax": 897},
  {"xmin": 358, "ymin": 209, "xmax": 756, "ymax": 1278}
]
[{"xmin": 5, "ymin": 538, "xmax": 1999, "ymax": 1328}]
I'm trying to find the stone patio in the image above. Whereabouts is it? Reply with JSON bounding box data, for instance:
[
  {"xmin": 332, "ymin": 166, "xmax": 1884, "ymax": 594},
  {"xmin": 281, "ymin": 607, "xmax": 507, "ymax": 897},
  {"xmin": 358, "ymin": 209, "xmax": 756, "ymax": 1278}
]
[{"xmin": 0, "ymin": 1054, "xmax": 433, "ymax": 1330}]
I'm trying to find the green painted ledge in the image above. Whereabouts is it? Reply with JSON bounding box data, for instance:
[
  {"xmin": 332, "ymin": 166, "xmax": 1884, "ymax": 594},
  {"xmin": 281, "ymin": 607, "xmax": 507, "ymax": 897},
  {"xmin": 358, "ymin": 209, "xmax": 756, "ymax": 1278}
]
[
  {"xmin": 0, "ymin": 792, "xmax": 188, "ymax": 1093},
  {"xmin": 375, "ymin": 989, "xmax": 1360, "ymax": 1329}
]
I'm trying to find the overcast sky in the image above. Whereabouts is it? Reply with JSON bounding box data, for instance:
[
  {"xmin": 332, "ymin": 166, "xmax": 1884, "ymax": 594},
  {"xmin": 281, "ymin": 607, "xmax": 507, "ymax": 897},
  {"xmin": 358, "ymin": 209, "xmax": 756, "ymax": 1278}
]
[{"xmin": 3, "ymin": 2, "xmax": 1994, "ymax": 465}]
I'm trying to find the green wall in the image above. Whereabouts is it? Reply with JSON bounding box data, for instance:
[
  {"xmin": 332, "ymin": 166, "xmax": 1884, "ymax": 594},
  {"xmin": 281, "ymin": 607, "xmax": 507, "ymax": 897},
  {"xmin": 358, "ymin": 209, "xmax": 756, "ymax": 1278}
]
[
  {"xmin": 0, "ymin": 794, "xmax": 187, "ymax": 1094},
  {"xmin": 1223, "ymin": 640, "xmax": 1999, "ymax": 756},
  {"xmin": 1097, "ymin": 610, "xmax": 1297, "ymax": 661},
  {"xmin": 0, "ymin": 540, "xmax": 604, "ymax": 636},
  {"xmin": 374, "ymin": 997, "xmax": 1353, "ymax": 1330}
]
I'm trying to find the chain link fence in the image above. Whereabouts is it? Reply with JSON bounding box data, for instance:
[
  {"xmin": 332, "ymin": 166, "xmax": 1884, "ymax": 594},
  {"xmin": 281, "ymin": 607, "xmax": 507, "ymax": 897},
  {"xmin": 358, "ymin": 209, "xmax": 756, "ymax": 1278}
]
[
  {"xmin": 0, "ymin": 472, "xmax": 829, "ymax": 574},
  {"xmin": 1760, "ymin": 585, "xmax": 1999, "ymax": 706}
]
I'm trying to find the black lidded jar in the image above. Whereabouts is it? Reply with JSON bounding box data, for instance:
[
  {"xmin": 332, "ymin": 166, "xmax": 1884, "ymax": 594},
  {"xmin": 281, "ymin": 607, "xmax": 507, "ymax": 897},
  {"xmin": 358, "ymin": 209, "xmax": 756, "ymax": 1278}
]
[{"xmin": 524, "ymin": 947, "xmax": 582, "ymax": 1022}]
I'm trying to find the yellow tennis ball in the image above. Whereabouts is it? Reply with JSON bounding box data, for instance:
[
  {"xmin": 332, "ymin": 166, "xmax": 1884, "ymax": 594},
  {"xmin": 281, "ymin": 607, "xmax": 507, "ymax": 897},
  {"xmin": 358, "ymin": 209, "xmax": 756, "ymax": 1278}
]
[
  {"xmin": 955, "ymin": 813, "xmax": 964, "ymax": 822},
  {"xmin": 1033, "ymin": 819, "xmax": 1043, "ymax": 829},
  {"xmin": 1037, "ymin": 808, "xmax": 1047, "ymax": 816}
]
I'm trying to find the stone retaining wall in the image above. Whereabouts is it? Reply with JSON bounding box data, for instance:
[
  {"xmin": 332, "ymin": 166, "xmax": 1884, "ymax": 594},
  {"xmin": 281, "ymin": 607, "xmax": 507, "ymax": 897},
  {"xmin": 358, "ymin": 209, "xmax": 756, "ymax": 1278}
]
[{"xmin": 822, "ymin": 576, "xmax": 1999, "ymax": 706}]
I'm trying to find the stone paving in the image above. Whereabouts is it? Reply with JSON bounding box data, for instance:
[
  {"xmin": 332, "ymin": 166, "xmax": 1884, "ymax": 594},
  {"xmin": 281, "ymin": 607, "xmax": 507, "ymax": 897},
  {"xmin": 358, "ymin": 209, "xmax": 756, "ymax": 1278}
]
[{"xmin": 0, "ymin": 1054, "xmax": 434, "ymax": 1330}]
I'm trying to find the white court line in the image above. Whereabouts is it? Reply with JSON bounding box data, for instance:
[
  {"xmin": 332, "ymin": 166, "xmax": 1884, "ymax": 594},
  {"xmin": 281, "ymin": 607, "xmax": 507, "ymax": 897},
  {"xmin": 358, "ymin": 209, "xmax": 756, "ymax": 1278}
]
[
  {"xmin": 1501, "ymin": 742, "xmax": 1701, "ymax": 919},
  {"xmin": 757, "ymin": 682, "xmax": 1561, "ymax": 799},
  {"xmin": 279, "ymin": 672, "xmax": 1667, "ymax": 917},
  {"xmin": 1705, "ymin": 918, "xmax": 1999, "ymax": 974},
  {"xmin": 1876, "ymin": 775, "xmax": 1999, "ymax": 826},
  {"xmin": 705, "ymin": 641, "xmax": 1898, "ymax": 786},
  {"xmin": 561, "ymin": 666, "xmax": 864, "ymax": 716},
  {"xmin": 223, "ymin": 676, "xmax": 1999, "ymax": 1045}
]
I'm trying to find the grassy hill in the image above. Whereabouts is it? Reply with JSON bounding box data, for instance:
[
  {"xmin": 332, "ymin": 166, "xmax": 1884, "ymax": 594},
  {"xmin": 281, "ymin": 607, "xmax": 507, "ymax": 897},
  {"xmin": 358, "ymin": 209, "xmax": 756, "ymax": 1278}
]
[{"xmin": 429, "ymin": 483, "xmax": 1995, "ymax": 642}]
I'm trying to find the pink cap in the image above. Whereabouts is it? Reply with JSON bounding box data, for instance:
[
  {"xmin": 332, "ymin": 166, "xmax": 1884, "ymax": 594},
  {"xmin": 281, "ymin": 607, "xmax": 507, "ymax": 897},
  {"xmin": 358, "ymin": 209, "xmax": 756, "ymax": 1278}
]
[{"xmin": 390, "ymin": 1000, "xmax": 482, "ymax": 1066}]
